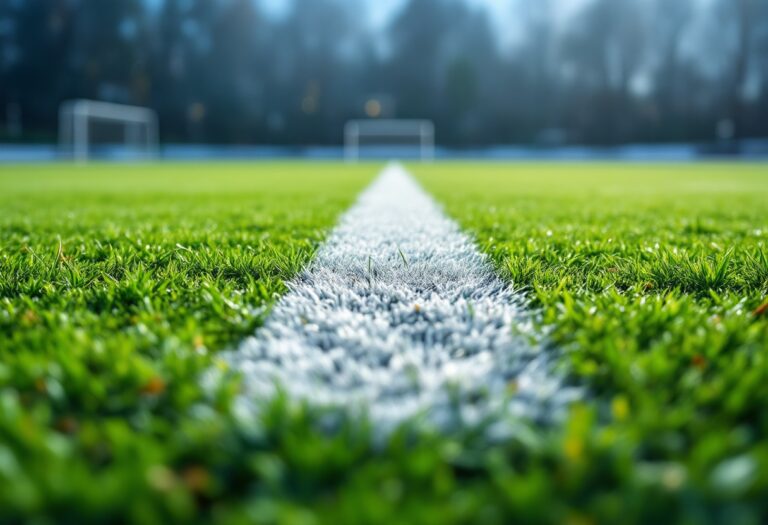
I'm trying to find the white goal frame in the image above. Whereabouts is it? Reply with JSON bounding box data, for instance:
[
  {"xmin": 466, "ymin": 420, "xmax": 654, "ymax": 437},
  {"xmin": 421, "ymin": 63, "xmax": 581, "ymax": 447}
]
[
  {"xmin": 59, "ymin": 100, "xmax": 159, "ymax": 162},
  {"xmin": 344, "ymin": 119, "xmax": 435, "ymax": 162}
]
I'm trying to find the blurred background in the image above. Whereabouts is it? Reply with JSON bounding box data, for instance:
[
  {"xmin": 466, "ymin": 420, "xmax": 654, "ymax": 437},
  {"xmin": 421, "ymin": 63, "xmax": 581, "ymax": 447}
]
[{"xmin": 0, "ymin": 0, "xmax": 767, "ymax": 159}]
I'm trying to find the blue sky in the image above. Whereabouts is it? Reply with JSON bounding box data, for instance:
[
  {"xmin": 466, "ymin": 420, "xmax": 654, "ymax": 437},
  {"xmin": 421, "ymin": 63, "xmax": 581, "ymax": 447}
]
[
  {"xmin": 258, "ymin": 0, "xmax": 594, "ymax": 49},
  {"xmin": 220, "ymin": 0, "xmax": 716, "ymax": 61}
]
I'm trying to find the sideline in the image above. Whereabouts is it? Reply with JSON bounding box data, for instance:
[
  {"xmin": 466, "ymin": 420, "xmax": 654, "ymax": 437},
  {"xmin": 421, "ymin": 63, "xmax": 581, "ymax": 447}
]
[{"xmin": 220, "ymin": 163, "xmax": 579, "ymax": 428}]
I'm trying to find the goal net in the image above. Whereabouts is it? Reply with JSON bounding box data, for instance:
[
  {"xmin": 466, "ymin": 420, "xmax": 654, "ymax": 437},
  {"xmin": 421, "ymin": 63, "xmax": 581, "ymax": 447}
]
[
  {"xmin": 344, "ymin": 119, "xmax": 434, "ymax": 162},
  {"xmin": 59, "ymin": 100, "xmax": 158, "ymax": 162}
]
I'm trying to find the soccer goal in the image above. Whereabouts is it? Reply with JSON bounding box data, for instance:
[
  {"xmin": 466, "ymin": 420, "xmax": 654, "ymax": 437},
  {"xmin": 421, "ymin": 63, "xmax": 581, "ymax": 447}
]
[
  {"xmin": 59, "ymin": 100, "xmax": 159, "ymax": 162},
  {"xmin": 344, "ymin": 119, "xmax": 435, "ymax": 162}
]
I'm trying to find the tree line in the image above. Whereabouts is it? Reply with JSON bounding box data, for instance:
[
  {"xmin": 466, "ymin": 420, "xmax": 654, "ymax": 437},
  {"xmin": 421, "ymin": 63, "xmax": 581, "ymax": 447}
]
[{"xmin": 0, "ymin": 0, "xmax": 766, "ymax": 146}]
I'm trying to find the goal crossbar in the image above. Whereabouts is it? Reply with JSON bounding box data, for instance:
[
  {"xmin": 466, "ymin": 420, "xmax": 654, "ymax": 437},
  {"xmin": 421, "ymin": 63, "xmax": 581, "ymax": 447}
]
[{"xmin": 344, "ymin": 119, "xmax": 435, "ymax": 162}]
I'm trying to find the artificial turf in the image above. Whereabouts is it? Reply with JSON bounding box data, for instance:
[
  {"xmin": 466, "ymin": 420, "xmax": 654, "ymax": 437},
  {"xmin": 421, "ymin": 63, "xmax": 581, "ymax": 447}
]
[{"xmin": 1, "ymin": 161, "xmax": 767, "ymax": 524}]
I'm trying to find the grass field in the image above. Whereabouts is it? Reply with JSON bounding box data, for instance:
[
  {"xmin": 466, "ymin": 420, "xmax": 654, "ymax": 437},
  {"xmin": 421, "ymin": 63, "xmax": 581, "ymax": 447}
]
[
  {"xmin": 415, "ymin": 163, "xmax": 768, "ymax": 523},
  {"xmin": 0, "ymin": 163, "xmax": 376, "ymax": 523},
  {"xmin": 1, "ymin": 161, "xmax": 768, "ymax": 524}
]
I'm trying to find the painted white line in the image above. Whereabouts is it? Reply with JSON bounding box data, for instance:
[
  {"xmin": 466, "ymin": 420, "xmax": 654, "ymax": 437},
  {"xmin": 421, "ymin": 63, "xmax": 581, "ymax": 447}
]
[{"xmin": 220, "ymin": 164, "xmax": 579, "ymax": 429}]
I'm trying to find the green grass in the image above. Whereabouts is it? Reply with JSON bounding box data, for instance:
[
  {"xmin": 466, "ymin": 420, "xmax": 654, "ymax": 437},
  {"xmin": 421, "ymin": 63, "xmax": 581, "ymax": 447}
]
[
  {"xmin": 0, "ymin": 162, "xmax": 378, "ymax": 523},
  {"xmin": 1, "ymin": 161, "xmax": 768, "ymax": 524},
  {"xmin": 413, "ymin": 162, "xmax": 768, "ymax": 524}
]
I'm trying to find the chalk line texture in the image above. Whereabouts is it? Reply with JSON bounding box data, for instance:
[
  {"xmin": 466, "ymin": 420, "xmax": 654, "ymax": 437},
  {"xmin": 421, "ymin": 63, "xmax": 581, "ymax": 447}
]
[{"xmin": 221, "ymin": 164, "xmax": 579, "ymax": 429}]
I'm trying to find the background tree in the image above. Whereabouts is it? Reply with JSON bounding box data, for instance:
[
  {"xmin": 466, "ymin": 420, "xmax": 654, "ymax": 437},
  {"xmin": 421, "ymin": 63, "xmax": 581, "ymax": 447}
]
[{"xmin": 0, "ymin": 0, "xmax": 765, "ymax": 146}]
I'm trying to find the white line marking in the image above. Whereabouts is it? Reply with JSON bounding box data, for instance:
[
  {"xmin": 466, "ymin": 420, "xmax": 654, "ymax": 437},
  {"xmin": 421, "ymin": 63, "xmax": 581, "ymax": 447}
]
[{"xmin": 221, "ymin": 164, "xmax": 579, "ymax": 429}]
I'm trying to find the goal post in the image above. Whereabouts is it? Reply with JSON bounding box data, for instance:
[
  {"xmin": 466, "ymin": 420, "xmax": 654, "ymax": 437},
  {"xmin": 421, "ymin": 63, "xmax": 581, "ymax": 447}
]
[
  {"xmin": 344, "ymin": 119, "xmax": 435, "ymax": 162},
  {"xmin": 59, "ymin": 100, "xmax": 159, "ymax": 162}
]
